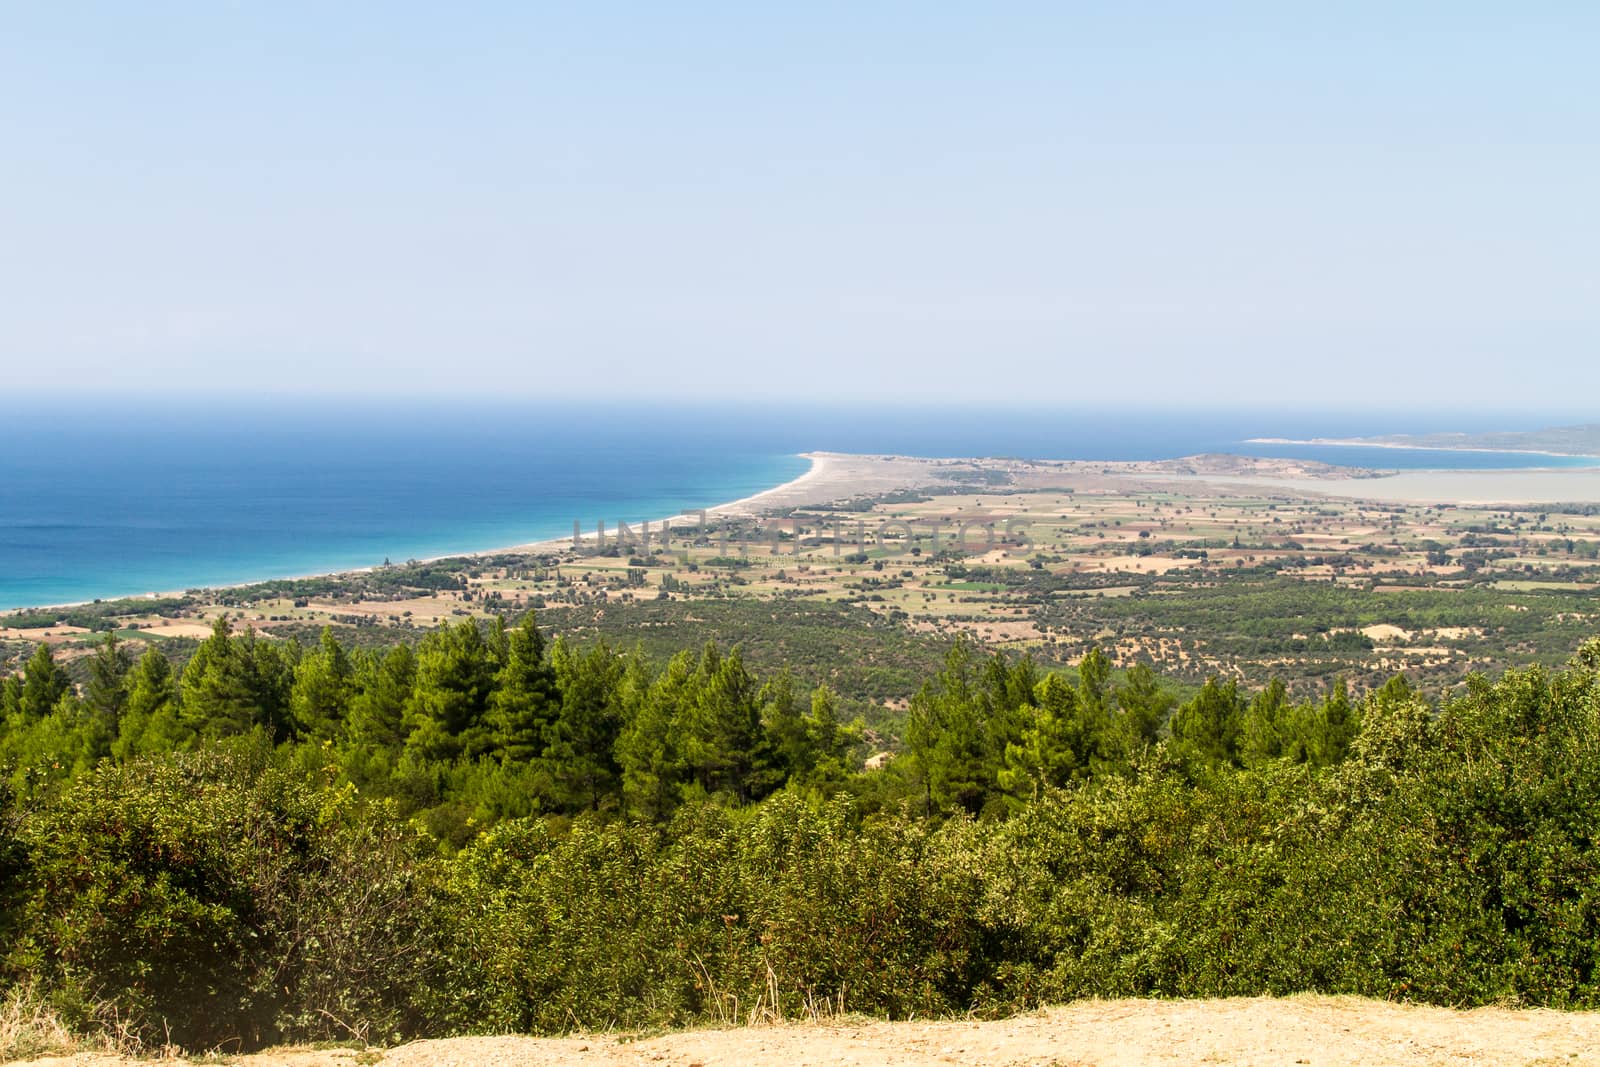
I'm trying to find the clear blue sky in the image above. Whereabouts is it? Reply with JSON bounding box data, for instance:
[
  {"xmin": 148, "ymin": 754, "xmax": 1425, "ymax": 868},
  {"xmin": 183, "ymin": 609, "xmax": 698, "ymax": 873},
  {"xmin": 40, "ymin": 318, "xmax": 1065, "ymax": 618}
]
[{"xmin": 2, "ymin": 3, "xmax": 1595, "ymax": 408}]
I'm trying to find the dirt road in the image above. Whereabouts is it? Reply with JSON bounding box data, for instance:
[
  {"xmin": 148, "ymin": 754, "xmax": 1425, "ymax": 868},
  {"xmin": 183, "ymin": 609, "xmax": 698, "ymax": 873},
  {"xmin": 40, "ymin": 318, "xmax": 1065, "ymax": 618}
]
[{"xmin": 18, "ymin": 996, "xmax": 1600, "ymax": 1067}]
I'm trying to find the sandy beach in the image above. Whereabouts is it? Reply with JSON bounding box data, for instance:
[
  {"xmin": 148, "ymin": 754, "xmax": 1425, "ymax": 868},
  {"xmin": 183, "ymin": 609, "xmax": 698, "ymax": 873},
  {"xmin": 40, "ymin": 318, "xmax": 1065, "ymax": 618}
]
[{"xmin": 503, "ymin": 451, "xmax": 951, "ymax": 553}]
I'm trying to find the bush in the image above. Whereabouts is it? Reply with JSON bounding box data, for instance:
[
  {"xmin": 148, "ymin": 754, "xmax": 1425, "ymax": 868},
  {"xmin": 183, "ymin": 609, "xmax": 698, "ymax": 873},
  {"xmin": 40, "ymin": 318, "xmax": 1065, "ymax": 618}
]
[
  {"xmin": 14, "ymin": 626, "xmax": 1600, "ymax": 1045},
  {"xmin": 431, "ymin": 794, "xmax": 1000, "ymax": 1031},
  {"xmin": 7, "ymin": 743, "xmax": 435, "ymax": 1049},
  {"xmin": 970, "ymin": 653, "xmax": 1600, "ymax": 1008}
]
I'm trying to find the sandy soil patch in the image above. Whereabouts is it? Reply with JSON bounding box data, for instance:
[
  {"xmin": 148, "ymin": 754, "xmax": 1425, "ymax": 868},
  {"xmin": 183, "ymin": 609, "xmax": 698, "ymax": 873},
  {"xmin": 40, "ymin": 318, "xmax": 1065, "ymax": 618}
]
[
  {"xmin": 21, "ymin": 995, "xmax": 1600, "ymax": 1067},
  {"xmin": 1076, "ymin": 556, "xmax": 1190, "ymax": 575},
  {"xmin": 1430, "ymin": 626, "xmax": 1484, "ymax": 641},
  {"xmin": 0, "ymin": 627, "xmax": 94, "ymax": 645},
  {"xmin": 135, "ymin": 622, "xmax": 220, "ymax": 640},
  {"xmin": 962, "ymin": 618, "xmax": 1043, "ymax": 644}
]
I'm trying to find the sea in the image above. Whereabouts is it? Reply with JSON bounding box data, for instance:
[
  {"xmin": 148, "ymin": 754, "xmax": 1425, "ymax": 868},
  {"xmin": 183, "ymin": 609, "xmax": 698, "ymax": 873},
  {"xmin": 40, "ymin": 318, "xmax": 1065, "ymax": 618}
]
[{"xmin": 2, "ymin": 399, "xmax": 1596, "ymax": 611}]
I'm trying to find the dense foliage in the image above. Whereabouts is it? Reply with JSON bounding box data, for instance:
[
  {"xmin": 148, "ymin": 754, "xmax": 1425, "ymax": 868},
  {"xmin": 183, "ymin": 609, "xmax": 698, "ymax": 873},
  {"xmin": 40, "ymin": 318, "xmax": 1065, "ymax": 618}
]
[{"xmin": 4, "ymin": 616, "xmax": 1600, "ymax": 1050}]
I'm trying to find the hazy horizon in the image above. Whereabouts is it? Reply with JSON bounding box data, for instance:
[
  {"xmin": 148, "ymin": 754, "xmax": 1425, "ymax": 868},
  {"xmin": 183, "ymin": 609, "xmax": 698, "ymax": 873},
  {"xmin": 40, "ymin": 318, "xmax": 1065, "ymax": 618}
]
[
  {"xmin": 3, "ymin": 4, "xmax": 1596, "ymax": 408},
  {"xmin": 5, "ymin": 391, "xmax": 1600, "ymax": 424}
]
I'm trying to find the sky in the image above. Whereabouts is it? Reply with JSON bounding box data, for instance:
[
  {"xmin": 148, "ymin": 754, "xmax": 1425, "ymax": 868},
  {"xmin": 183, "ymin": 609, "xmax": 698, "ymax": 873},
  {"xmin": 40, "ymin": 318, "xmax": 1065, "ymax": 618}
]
[{"xmin": 1, "ymin": 3, "xmax": 1596, "ymax": 409}]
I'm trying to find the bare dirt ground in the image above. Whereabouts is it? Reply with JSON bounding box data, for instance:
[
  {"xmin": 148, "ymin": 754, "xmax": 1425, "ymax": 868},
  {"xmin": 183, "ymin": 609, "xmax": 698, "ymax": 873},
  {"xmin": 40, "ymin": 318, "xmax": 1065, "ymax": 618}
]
[{"xmin": 19, "ymin": 996, "xmax": 1600, "ymax": 1067}]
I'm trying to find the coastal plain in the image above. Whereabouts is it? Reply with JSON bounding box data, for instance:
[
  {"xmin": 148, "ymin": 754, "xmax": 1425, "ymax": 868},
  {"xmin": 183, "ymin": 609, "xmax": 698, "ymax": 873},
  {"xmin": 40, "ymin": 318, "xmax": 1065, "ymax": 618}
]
[{"xmin": 9, "ymin": 451, "xmax": 1600, "ymax": 703}]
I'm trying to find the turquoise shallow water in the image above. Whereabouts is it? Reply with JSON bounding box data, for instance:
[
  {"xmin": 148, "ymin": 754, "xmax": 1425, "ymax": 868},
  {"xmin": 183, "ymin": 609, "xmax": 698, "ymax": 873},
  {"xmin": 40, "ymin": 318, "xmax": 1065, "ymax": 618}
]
[
  {"xmin": 0, "ymin": 403, "xmax": 808, "ymax": 610},
  {"xmin": 1, "ymin": 401, "xmax": 1594, "ymax": 610}
]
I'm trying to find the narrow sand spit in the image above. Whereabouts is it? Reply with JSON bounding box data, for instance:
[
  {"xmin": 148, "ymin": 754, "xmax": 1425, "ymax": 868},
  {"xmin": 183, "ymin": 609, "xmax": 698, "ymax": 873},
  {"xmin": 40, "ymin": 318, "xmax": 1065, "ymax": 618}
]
[
  {"xmin": 19, "ymin": 996, "xmax": 1600, "ymax": 1066},
  {"xmin": 1153, "ymin": 467, "xmax": 1600, "ymax": 505},
  {"xmin": 518, "ymin": 451, "xmax": 948, "ymax": 551},
  {"xmin": 479, "ymin": 452, "xmax": 950, "ymax": 556}
]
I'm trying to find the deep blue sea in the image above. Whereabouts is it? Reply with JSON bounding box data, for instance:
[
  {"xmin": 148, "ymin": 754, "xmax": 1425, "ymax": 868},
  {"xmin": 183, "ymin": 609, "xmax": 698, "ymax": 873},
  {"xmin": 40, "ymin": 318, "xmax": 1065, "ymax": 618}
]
[{"xmin": 2, "ymin": 400, "xmax": 1596, "ymax": 610}]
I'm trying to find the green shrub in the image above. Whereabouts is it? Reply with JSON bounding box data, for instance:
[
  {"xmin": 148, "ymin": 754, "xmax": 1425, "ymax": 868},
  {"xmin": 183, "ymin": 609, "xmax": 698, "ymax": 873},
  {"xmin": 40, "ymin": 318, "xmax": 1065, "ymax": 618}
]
[
  {"xmin": 8, "ymin": 743, "xmax": 435, "ymax": 1049},
  {"xmin": 431, "ymin": 793, "xmax": 1002, "ymax": 1032},
  {"xmin": 12, "ymin": 625, "xmax": 1600, "ymax": 1044}
]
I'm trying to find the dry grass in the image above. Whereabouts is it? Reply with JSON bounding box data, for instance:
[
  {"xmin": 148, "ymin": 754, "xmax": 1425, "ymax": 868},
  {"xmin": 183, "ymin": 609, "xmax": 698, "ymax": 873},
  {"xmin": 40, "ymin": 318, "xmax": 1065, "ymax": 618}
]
[
  {"xmin": 0, "ymin": 984, "xmax": 173, "ymax": 1065},
  {"xmin": 686, "ymin": 959, "xmax": 850, "ymax": 1030},
  {"xmin": 0, "ymin": 983, "xmax": 77, "ymax": 1062}
]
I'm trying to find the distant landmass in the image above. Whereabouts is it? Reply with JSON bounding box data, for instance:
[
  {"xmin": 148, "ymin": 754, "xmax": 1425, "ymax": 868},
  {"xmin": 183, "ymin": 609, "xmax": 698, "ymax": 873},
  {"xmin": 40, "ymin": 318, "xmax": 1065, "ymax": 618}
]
[{"xmin": 1248, "ymin": 424, "xmax": 1600, "ymax": 458}]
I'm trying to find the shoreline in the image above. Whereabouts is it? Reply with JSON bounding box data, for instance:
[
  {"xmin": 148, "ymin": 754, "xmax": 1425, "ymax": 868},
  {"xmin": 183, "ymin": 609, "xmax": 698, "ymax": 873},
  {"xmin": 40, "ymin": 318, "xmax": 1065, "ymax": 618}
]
[
  {"xmin": 14, "ymin": 448, "xmax": 1600, "ymax": 618},
  {"xmin": 2, "ymin": 452, "xmax": 941, "ymax": 617},
  {"xmin": 1, "ymin": 453, "xmax": 824, "ymax": 615},
  {"xmin": 457, "ymin": 451, "xmax": 838, "ymax": 556}
]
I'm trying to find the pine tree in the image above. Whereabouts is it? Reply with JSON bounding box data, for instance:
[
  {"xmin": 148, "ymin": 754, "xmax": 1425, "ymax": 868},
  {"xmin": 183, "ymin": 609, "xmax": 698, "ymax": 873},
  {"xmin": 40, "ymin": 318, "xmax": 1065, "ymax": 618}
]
[
  {"xmin": 1170, "ymin": 676, "xmax": 1245, "ymax": 766},
  {"xmin": 1297, "ymin": 675, "xmax": 1361, "ymax": 766},
  {"xmin": 977, "ymin": 650, "xmax": 1038, "ymax": 768},
  {"xmin": 1075, "ymin": 646, "xmax": 1112, "ymax": 719},
  {"xmin": 487, "ymin": 616, "xmax": 560, "ymax": 764},
  {"xmin": 176, "ymin": 618, "xmax": 294, "ymax": 740},
  {"xmin": 755, "ymin": 677, "xmax": 858, "ymax": 796},
  {"xmin": 999, "ymin": 670, "xmax": 1114, "ymax": 799},
  {"xmin": 546, "ymin": 637, "xmax": 624, "ymax": 811},
  {"xmin": 0, "ymin": 675, "xmax": 23, "ymax": 720},
  {"xmin": 20, "ymin": 643, "xmax": 68, "ymax": 720},
  {"xmin": 617, "ymin": 649, "xmax": 687, "ymax": 819},
  {"xmin": 1240, "ymin": 677, "xmax": 1291, "ymax": 766},
  {"xmin": 403, "ymin": 619, "xmax": 497, "ymax": 762},
  {"xmin": 999, "ymin": 675, "xmax": 1076, "ymax": 800},
  {"xmin": 760, "ymin": 671, "xmax": 809, "ymax": 788},
  {"xmin": 904, "ymin": 638, "xmax": 990, "ymax": 815},
  {"xmin": 346, "ymin": 644, "xmax": 415, "ymax": 755},
  {"xmin": 799, "ymin": 685, "xmax": 858, "ymax": 790},
  {"xmin": 1111, "ymin": 662, "xmax": 1172, "ymax": 758},
  {"xmin": 114, "ymin": 647, "xmax": 187, "ymax": 758},
  {"xmin": 85, "ymin": 633, "xmax": 131, "ymax": 734},
  {"xmin": 677, "ymin": 643, "xmax": 766, "ymax": 803},
  {"xmin": 289, "ymin": 628, "xmax": 354, "ymax": 739}
]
